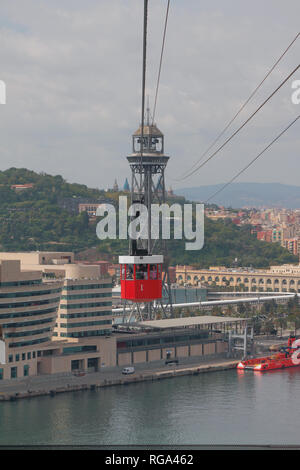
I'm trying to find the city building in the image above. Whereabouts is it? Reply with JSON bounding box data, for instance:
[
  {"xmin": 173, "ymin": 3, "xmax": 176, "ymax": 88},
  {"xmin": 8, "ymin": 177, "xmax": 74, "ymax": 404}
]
[
  {"xmin": 176, "ymin": 264, "xmax": 300, "ymax": 293},
  {"xmin": 0, "ymin": 259, "xmax": 63, "ymax": 379},
  {"xmin": 54, "ymin": 264, "xmax": 113, "ymax": 340},
  {"xmin": 0, "ymin": 253, "xmax": 115, "ymax": 380},
  {"xmin": 0, "ymin": 252, "xmax": 246, "ymax": 380},
  {"xmin": 10, "ymin": 183, "xmax": 34, "ymax": 192},
  {"xmin": 113, "ymin": 179, "xmax": 119, "ymax": 192},
  {"xmin": 115, "ymin": 316, "xmax": 242, "ymax": 367},
  {"xmin": 283, "ymin": 238, "xmax": 299, "ymax": 256},
  {"xmin": 123, "ymin": 178, "xmax": 130, "ymax": 192}
]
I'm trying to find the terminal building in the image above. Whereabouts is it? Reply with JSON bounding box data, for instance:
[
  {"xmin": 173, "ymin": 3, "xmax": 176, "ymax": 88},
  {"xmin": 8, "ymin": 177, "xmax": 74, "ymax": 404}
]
[{"xmin": 114, "ymin": 316, "xmax": 245, "ymax": 367}]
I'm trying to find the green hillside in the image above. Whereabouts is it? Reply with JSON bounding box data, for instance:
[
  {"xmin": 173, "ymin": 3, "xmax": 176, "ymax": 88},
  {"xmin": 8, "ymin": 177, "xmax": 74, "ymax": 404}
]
[{"xmin": 0, "ymin": 168, "xmax": 297, "ymax": 268}]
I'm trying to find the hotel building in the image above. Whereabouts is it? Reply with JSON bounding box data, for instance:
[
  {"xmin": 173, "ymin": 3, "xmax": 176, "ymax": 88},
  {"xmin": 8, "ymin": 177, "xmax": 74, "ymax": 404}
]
[
  {"xmin": 54, "ymin": 264, "xmax": 113, "ymax": 340},
  {"xmin": 0, "ymin": 259, "xmax": 62, "ymax": 379},
  {"xmin": 0, "ymin": 253, "xmax": 115, "ymax": 380}
]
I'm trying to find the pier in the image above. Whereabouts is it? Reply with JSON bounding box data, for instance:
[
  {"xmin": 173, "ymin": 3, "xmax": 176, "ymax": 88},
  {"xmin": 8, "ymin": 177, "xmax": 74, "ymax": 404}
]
[{"xmin": 0, "ymin": 357, "xmax": 238, "ymax": 401}]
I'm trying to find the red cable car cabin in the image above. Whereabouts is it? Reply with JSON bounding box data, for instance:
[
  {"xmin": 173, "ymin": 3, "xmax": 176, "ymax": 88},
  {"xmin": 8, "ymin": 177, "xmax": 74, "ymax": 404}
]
[{"xmin": 119, "ymin": 255, "xmax": 163, "ymax": 302}]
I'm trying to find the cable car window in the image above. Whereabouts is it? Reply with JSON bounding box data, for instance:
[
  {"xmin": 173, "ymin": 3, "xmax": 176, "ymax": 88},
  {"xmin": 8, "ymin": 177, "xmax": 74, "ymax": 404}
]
[
  {"xmin": 149, "ymin": 264, "xmax": 157, "ymax": 280},
  {"xmin": 121, "ymin": 265, "xmax": 126, "ymax": 280},
  {"xmin": 126, "ymin": 265, "xmax": 134, "ymax": 280},
  {"xmin": 158, "ymin": 264, "xmax": 162, "ymax": 280},
  {"xmin": 136, "ymin": 264, "xmax": 148, "ymax": 280}
]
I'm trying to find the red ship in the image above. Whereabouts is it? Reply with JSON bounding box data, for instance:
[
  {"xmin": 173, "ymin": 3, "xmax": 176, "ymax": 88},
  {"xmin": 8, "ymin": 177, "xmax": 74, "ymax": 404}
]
[{"xmin": 237, "ymin": 336, "xmax": 300, "ymax": 371}]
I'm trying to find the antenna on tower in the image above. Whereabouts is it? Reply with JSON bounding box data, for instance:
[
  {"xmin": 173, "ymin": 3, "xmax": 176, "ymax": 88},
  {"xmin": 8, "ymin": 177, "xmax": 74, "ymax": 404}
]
[{"xmin": 146, "ymin": 95, "xmax": 151, "ymax": 126}]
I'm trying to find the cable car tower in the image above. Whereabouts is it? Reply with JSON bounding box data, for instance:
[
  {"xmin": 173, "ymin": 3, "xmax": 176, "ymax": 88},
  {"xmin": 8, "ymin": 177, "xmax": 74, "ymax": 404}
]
[{"xmin": 119, "ymin": 104, "xmax": 173, "ymax": 322}]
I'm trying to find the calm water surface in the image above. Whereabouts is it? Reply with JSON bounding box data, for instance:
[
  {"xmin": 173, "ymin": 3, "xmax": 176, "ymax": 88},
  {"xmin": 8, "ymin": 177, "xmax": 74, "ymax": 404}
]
[{"xmin": 1, "ymin": 368, "xmax": 300, "ymax": 446}]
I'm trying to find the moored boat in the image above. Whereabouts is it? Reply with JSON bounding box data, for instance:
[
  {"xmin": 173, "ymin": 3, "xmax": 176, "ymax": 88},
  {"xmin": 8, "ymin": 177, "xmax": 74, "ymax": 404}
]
[{"xmin": 237, "ymin": 336, "xmax": 300, "ymax": 371}]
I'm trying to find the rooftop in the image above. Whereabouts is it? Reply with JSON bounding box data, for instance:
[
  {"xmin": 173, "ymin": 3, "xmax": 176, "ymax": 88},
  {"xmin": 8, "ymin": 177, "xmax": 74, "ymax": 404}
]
[
  {"xmin": 133, "ymin": 124, "xmax": 163, "ymax": 137},
  {"xmin": 135, "ymin": 315, "xmax": 246, "ymax": 330}
]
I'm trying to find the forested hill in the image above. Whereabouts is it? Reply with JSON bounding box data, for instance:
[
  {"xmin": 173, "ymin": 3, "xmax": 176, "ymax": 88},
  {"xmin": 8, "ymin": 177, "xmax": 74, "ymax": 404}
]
[{"xmin": 0, "ymin": 168, "xmax": 297, "ymax": 268}]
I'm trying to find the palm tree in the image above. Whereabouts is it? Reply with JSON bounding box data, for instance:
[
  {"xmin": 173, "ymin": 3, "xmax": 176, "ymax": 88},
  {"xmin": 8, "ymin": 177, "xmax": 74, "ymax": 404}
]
[
  {"xmin": 287, "ymin": 313, "xmax": 300, "ymax": 336},
  {"xmin": 275, "ymin": 316, "xmax": 287, "ymax": 337}
]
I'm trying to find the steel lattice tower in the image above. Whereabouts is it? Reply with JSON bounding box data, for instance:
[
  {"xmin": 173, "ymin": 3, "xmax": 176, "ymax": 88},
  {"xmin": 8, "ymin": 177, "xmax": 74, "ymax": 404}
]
[{"xmin": 120, "ymin": 109, "xmax": 173, "ymax": 321}]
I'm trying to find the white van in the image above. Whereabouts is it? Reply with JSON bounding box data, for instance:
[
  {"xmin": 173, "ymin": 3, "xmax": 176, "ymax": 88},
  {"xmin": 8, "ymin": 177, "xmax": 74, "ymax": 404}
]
[{"xmin": 122, "ymin": 367, "xmax": 135, "ymax": 375}]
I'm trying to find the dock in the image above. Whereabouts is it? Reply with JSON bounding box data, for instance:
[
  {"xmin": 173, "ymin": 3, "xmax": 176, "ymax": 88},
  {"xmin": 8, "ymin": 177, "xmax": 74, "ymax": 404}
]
[{"xmin": 0, "ymin": 358, "xmax": 239, "ymax": 401}]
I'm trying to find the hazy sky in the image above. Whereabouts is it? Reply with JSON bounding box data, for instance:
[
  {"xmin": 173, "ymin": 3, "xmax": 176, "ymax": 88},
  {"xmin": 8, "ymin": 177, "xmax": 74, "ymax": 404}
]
[{"xmin": 0, "ymin": 0, "xmax": 299, "ymax": 191}]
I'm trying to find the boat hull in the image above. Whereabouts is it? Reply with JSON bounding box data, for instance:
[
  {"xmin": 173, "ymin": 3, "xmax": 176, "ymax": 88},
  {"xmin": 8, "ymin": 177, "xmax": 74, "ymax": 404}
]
[{"xmin": 237, "ymin": 347, "xmax": 300, "ymax": 372}]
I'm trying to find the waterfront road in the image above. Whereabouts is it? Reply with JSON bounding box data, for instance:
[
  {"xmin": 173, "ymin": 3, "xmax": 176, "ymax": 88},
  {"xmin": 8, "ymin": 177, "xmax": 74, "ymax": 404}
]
[{"xmin": 0, "ymin": 355, "xmax": 239, "ymax": 397}]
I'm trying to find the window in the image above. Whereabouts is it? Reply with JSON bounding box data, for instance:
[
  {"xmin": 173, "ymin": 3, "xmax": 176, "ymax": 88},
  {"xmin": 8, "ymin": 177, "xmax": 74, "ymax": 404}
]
[
  {"xmin": 121, "ymin": 265, "xmax": 126, "ymax": 280},
  {"xmin": 23, "ymin": 365, "xmax": 29, "ymax": 377},
  {"xmin": 126, "ymin": 265, "xmax": 134, "ymax": 280},
  {"xmin": 10, "ymin": 367, "xmax": 17, "ymax": 379},
  {"xmin": 71, "ymin": 360, "xmax": 80, "ymax": 371},
  {"xmin": 0, "ymin": 369, "xmax": 3, "ymax": 380},
  {"xmin": 63, "ymin": 345, "xmax": 97, "ymax": 355},
  {"xmin": 87, "ymin": 358, "xmax": 98, "ymax": 369},
  {"xmin": 61, "ymin": 292, "xmax": 112, "ymax": 300},
  {"xmin": 150, "ymin": 265, "xmax": 157, "ymax": 280},
  {"xmin": 136, "ymin": 264, "xmax": 148, "ymax": 280}
]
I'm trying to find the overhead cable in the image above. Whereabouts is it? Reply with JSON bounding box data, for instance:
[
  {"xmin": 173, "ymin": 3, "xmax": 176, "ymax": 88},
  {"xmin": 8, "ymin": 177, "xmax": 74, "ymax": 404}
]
[
  {"xmin": 204, "ymin": 114, "xmax": 300, "ymax": 203},
  {"xmin": 177, "ymin": 31, "xmax": 300, "ymax": 180},
  {"xmin": 175, "ymin": 63, "xmax": 300, "ymax": 181},
  {"xmin": 152, "ymin": 0, "xmax": 171, "ymax": 126}
]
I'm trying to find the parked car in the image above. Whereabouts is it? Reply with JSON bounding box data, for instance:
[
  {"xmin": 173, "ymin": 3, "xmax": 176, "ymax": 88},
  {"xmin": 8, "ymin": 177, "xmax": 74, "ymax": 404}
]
[
  {"xmin": 122, "ymin": 367, "xmax": 135, "ymax": 375},
  {"xmin": 165, "ymin": 358, "xmax": 179, "ymax": 365}
]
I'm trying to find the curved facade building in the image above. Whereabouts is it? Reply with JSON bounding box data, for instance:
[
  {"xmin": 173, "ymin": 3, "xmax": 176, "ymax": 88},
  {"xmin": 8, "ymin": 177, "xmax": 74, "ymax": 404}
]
[
  {"xmin": 0, "ymin": 260, "xmax": 62, "ymax": 379},
  {"xmin": 54, "ymin": 264, "xmax": 113, "ymax": 339}
]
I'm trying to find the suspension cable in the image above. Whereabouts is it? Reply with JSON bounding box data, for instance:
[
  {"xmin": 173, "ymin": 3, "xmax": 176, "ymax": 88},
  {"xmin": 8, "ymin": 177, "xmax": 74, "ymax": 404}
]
[
  {"xmin": 152, "ymin": 0, "xmax": 171, "ymax": 126},
  {"xmin": 140, "ymin": 0, "xmax": 148, "ymax": 172},
  {"xmin": 204, "ymin": 114, "xmax": 300, "ymax": 204},
  {"xmin": 175, "ymin": 63, "xmax": 300, "ymax": 181},
  {"xmin": 177, "ymin": 31, "xmax": 300, "ymax": 180}
]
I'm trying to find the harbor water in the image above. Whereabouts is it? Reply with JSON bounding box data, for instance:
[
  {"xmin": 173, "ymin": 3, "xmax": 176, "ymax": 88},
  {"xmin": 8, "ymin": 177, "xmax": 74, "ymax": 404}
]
[{"xmin": 1, "ymin": 367, "xmax": 300, "ymax": 446}]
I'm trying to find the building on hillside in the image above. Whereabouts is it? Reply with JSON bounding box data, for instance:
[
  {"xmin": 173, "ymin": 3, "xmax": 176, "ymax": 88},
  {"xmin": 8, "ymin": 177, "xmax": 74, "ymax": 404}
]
[
  {"xmin": 123, "ymin": 178, "xmax": 130, "ymax": 192},
  {"xmin": 10, "ymin": 183, "xmax": 34, "ymax": 192},
  {"xmin": 113, "ymin": 179, "xmax": 119, "ymax": 192},
  {"xmin": 282, "ymin": 238, "xmax": 299, "ymax": 256},
  {"xmin": 256, "ymin": 230, "xmax": 273, "ymax": 242},
  {"xmin": 272, "ymin": 228, "xmax": 283, "ymax": 244},
  {"xmin": 78, "ymin": 203, "xmax": 103, "ymax": 217}
]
